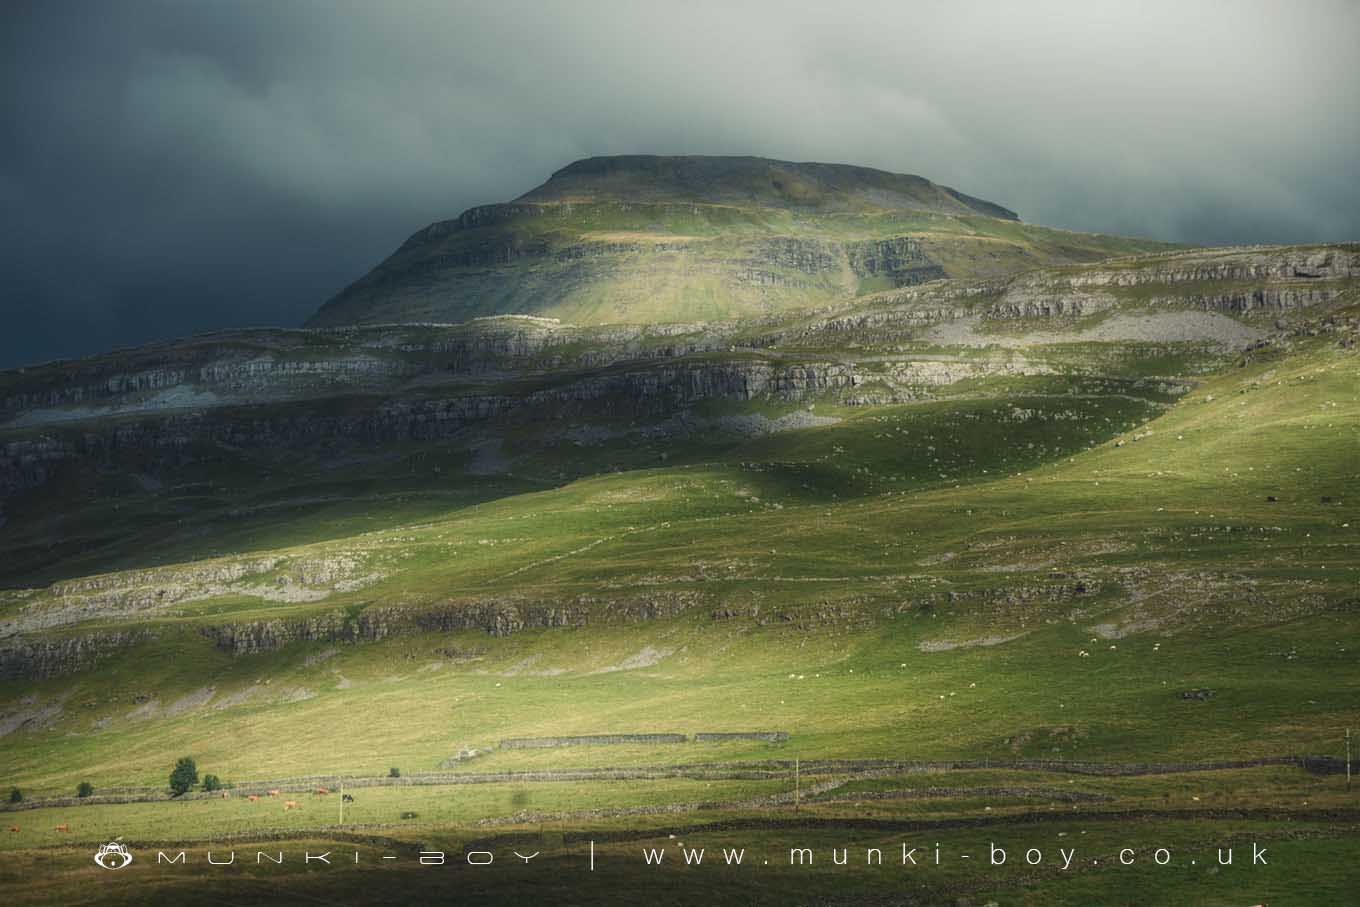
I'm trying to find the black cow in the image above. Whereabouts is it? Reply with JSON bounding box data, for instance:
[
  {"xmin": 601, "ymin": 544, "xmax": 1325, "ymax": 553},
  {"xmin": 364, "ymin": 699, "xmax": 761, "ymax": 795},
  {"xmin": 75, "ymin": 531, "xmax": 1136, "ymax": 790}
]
[{"xmin": 342, "ymin": 794, "xmax": 355, "ymax": 803}]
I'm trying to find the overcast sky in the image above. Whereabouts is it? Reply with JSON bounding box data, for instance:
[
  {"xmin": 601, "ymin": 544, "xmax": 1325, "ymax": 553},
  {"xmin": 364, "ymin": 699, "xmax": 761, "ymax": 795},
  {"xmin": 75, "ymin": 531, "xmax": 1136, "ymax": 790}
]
[{"xmin": 3, "ymin": 1, "xmax": 1358, "ymax": 368}]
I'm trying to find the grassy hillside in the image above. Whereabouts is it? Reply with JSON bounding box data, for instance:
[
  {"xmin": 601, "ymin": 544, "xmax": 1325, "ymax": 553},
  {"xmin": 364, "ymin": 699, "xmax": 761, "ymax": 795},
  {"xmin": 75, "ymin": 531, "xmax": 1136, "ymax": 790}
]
[
  {"xmin": 3, "ymin": 331, "xmax": 1356, "ymax": 783},
  {"xmin": 1, "ymin": 226, "xmax": 1357, "ymax": 902},
  {"xmin": 0, "ymin": 328, "xmax": 1356, "ymax": 903}
]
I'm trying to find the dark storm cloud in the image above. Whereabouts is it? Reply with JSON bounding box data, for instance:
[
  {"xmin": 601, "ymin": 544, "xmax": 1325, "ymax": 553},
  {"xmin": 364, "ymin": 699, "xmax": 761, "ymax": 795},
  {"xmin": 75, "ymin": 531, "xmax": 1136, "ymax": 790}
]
[{"xmin": 3, "ymin": 0, "xmax": 1358, "ymax": 367}]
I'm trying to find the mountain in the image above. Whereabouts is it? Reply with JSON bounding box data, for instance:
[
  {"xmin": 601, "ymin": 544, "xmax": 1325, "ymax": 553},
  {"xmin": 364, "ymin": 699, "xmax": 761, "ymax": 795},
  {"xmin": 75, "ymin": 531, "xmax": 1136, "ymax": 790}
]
[
  {"xmin": 307, "ymin": 155, "xmax": 1176, "ymax": 328},
  {"xmin": 2, "ymin": 157, "xmax": 1359, "ymax": 904}
]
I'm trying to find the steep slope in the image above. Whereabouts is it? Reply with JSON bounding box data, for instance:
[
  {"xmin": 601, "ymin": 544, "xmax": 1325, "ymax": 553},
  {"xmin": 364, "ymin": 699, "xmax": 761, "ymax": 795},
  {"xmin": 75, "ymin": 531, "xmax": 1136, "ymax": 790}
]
[{"xmin": 307, "ymin": 155, "xmax": 1177, "ymax": 328}]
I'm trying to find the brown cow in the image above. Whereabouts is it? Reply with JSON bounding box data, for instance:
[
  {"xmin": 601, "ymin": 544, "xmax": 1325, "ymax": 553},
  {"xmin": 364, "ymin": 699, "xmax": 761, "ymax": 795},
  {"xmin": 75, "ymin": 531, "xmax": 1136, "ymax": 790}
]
[
  {"xmin": 247, "ymin": 794, "xmax": 260, "ymax": 802},
  {"xmin": 314, "ymin": 787, "xmax": 330, "ymax": 796},
  {"xmin": 267, "ymin": 789, "xmax": 281, "ymax": 797},
  {"xmin": 284, "ymin": 801, "xmax": 299, "ymax": 811},
  {"xmin": 54, "ymin": 824, "xmax": 69, "ymax": 832}
]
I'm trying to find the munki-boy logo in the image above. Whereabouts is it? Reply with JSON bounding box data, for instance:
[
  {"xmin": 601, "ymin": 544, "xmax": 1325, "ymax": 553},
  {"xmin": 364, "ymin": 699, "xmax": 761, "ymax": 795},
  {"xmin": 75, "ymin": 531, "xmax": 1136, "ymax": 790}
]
[{"xmin": 94, "ymin": 841, "xmax": 133, "ymax": 870}]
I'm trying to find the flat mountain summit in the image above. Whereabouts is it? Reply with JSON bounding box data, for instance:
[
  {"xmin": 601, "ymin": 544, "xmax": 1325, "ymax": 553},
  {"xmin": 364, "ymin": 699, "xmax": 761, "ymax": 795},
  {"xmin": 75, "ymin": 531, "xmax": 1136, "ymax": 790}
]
[
  {"xmin": 515, "ymin": 155, "xmax": 1021, "ymax": 218},
  {"xmin": 308, "ymin": 154, "xmax": 1174, "ymax": 328}
]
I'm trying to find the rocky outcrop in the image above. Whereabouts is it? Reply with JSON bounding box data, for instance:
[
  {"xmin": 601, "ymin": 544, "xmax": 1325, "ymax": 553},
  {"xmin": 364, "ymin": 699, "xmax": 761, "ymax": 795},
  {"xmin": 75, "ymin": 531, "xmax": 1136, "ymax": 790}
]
[
  {"xmin": 986, "ymin": 285, "xmax": 1344, "ymax": 322},
  {"xmin": 981, "ymin": 246, "xmax": 1360, "ymax": 321},
  {"xmin": 1069, "ymin": 246, "xmax": 1360, "ymax": 284},
  {"xmin": 729, "ymin": 236, "xmax": 945, "ymax": 289},
  {"xmin": 0, "ymin": 558, "xmax": 277, "ymax": 636},
  {"xmin": 199, "ymin": 611, "xmax": 370, "ymax": 655},
  {"xmin": 0, "ymin": 630, "xmax": 148, "ymax": 680},
  {"xmin": 2, "ymin": 366, "xmax": 189, "ymax": 413},
  {"xmin": 986, "ymin": 293, "xmax": 1115, "ymax": 320},
  {"xmin": 0, "ymin": 554, "xmax": 381, "ymax": 638},
  {"xmin": 3, "ymin": 355, "xmax": 413, "ymax": 421},
  {"xmin": 1154, "ymin": 286, "xmax": 1342, "ymax": 314},
  {"xmin": 200, "ymin": 592, "xmax": 704, "ymax": 657},
  {"xmin": 880, "ymin": 357, "xmax": 1054, "ymax": 388},
  {"xmin": 752, "ymin": 237, "xmax": 842, "ymax": 274},
  {"xmin": 0, "ymin": 436, "xmax": 72, "ymax": 497},
  {"xmin": 0, "ymin": 355, "xmax": 858, "ymax": 501},
  {"xmin": 846, "ymin": 237, "xmax": 946, "ymax": 286}
]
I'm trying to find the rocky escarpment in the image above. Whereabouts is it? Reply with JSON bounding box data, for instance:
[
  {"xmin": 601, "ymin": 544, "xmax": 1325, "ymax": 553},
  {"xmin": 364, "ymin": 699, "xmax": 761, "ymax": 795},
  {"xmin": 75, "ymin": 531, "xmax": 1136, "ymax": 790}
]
[
  {"xmin": 0, "ymin": 591, "xmax": 706, "ymax": 678},
  {"xmin": 0, "ymin": 630, "xmax": 150, "ymax": 680},
  {"xmin": 987, "ymin": 282, "xmax": 1346, "ymax": 322},
  {"xmin": 845, "ymin": 237, "xmax": 946, "ymax": 285},
  {"xmin": 0, "ymin": 557, "xmax": 276, "ymax": 636},
  {"xmin": 0, "ymin": 319, "xmax": 833, "ymax": 428},
  {"xmin": 0, "ymin": 356, "xmax": 856, "ymax": 500},
  {"xmin": 0, "ymin": 554, "xmax": 381, "ymax": 638},
  {"xmin": 1, "ymin": 355, "xmax": 415, "ymax": 424},
  {"xmin": 1, "ymin": 334, "xmax": 418, "ymax": 419},
  {"xmin": 0, "ymin": 319, "xmax": 707, "ymax": 420},
  {"xmin": 984, "ymin": 246, "xmax": 1360, "ymax": 320},
  {"xmin": 732, "ymin": 236, "xmax": 943, "ymax": 289},
  {"xmin": 200, "ymin": 592, "xmax": 705, "ymax": 657},
  {"xmin": 196, "ymin": 603, "xmax": 568, "ymax": 655},
  {"xmin": 1066, "ymin": 245, "xmax": 1360, "ymax": 284},
  {"xmin": 778, "ymin": 245, "xmax": 1360, "ymax": 341}
]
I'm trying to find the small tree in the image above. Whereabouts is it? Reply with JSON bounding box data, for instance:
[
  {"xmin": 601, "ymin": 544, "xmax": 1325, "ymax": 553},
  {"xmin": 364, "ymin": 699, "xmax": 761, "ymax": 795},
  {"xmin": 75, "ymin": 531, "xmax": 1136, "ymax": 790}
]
[
  {"xmin": 202, "ymin": 774, "xmax": 222, "ymax": 792},
  {"xmin": 169, "ymin": 756, "xmax": 198, "ymax": 796},
  {"xmin": 388, "ymin": 767, "xmax": 401, "ymax": 779},
  {"xmin": 77, "ymin": 781, "xmax": 94, "ymax": 798},
  {"xmin": 7, "ymin": 787, "xmax": 20, "ymax": 804}
]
